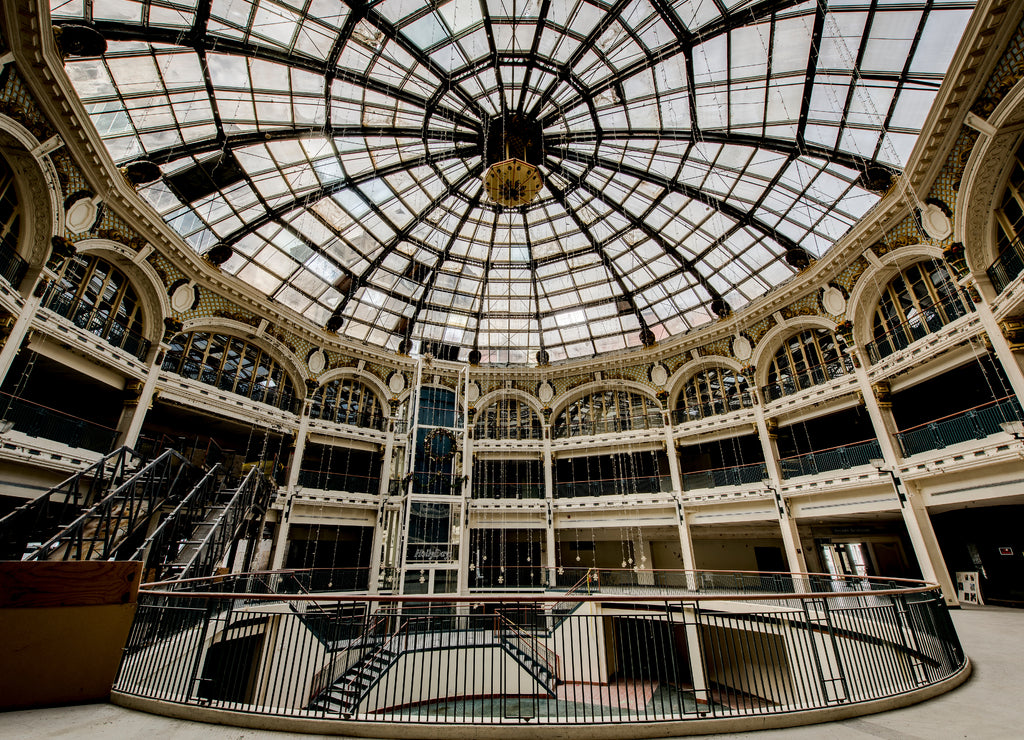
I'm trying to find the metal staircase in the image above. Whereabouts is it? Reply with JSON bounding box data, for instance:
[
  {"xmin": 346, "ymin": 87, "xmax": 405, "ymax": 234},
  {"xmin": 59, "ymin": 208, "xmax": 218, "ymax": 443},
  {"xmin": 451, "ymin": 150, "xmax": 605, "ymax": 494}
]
[
  {"xmin": 310, "ymin": 619, "xmax": 408, "ymax": 717},
  {"xmin": 0, "ymin": 446, "xmax": 142, "ymax": 560},
  {"xmin": 24, "ymin": 449, "xmax": 198, "ymax": 562},
  {"xmin": 498, "ymin": 614, "xmax": 560, "ymax": 697}
]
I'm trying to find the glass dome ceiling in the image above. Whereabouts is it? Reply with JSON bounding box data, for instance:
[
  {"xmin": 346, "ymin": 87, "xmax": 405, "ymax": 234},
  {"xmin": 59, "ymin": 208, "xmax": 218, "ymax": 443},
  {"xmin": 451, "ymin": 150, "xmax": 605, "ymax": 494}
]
[{"xmin": 52, "ymin": 0, "xmax": 974, "ymax": 364}]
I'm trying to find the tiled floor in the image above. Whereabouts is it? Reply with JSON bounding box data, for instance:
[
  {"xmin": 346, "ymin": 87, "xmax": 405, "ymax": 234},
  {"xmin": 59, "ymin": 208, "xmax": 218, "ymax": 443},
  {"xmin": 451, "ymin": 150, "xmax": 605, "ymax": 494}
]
[{"xmin": 1, "ymin": 606, "xmax": 1019, "ymax": 739}]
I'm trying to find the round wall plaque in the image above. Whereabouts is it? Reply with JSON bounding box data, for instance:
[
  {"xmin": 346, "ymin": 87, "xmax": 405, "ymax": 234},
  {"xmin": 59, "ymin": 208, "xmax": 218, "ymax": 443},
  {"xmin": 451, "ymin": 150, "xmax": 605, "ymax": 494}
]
[
  {"xmin": 821, "ymin": 286, "xmax": 847, "ymax": 316},
  {"xmin": 306, "ymin": 348, "xmax": 327, "ymax": 374},
  {"xmin": 537, "ymin": 381, "xmax": 555, "ymax": 404},
  {"xmin": 733, "ymin": 335, "xmax": 753, "ymax": 362},
  {"xmin": 388, "ymin": 371, "xmax": 406, "ymax": 394}
]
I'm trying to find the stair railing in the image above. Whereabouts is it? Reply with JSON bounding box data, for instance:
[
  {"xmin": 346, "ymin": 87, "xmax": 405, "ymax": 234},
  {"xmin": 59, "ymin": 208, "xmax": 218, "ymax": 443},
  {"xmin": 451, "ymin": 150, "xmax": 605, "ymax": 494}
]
[
  {"xmin": 129, "ymin": 463, "xmax": 223, "ymax": 582},
  {"xmin": 331, "ymin": 617, "xmax": 412, "ymax": 713},
  {"xmin": 0, "ymin": 445, "xmax": 140, "ymax": 559},
  {"xmin": 175, "ymin": 466, "xmax": 275, "ymax": 581},
  {"xmin": 497, "ymin": 612, "xmax": 559, "ymax": 682},
  {"xmin": 309, "ymin": 608, "xmax": 392, "ymax": 699},
  {"xmin": 25, "ymin": 449, "xmax": 193, "ymax": 562}
]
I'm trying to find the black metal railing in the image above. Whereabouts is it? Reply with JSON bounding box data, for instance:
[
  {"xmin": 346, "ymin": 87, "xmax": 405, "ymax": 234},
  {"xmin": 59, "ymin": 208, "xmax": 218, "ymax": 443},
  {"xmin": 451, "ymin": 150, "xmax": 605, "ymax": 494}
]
[
  {"xmin": 26, "ymin": 449, "xmax": 198, "ymax": 562},
  {"xmin": 297, "ymin": 469, "xmax": 381, "ymax": 495},
  {"xmin": 0, "ymin": 445, "xmax": 141, "ymax": 560},
  {"xmin": 780, "ymin": 438, "xmax": 883, "ymax": 479},
  {"xmin": 552, "ymin": 412, "xmax": 664, "ymax": 439},
  {"xmin": 176, "ymin": 466, "xmax": 275, "ymax": 582},
  {"xmin": 474, "ymin": 423, "xmax": 543, "ymax": 440},
  {"xmin": 40, "ymin": 284, "xmax": 151, "ymax": 361},
  {"xmin": 761, "ymin": 357, "xmax": 855, "ymax": 401},
  {"xmin": 0, "ymin": 238, "xmax": 28, "ymax": 288},
  {"xmin": 114, "ymin": 570, "xmax": 965, "ymax": 727},
  {"xmin": 553, "ymin": 475, "xmax": 670, "ymax": 498},
  {"xmin": 681, "ymin": 461, "xmax": 767, "ymax": 490},
  {"xmin": 471, "ymin": 481, "xmax": 545, "ymax": 499},
  {"xmin": 988, "ymin": 237, "xmax": 1024, "ymax": 294},
  {"xmin": 0, "ymin": 389, "xmax": 119, "ymax": 452},
  {"xmin": 896, "ymin": 396, "xmax": 1024, "ymax": 457},
  {"xmin": 311, "ymin": 408, "xmax": 387, "ymax": 432},
  {"xmin": 865, "ymin": 293, "xmax": 973, "ymax": 364},
  {"xmin": 672, "ymin": 392, "xmax": 756, "ymax": 424}
]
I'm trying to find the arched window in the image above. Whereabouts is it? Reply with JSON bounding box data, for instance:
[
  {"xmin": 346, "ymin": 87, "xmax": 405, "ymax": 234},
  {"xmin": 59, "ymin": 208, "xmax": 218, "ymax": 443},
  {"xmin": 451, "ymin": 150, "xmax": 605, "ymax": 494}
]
[
  {"xmin": 0, "ymin": 156, "xmax": 27, "ymax": 287},
  {"xmin": 162, "ymin": 331, "xmax": 297, "ymax": 412},
  {"xmin": 309, "ymin": 377, "xmax": 385, "ymax": 430},
  {"xmin": 41, "ymin": 254, "xmax": 149, "ymax": 359},
  {"xmin": 674, "ymin": 367, "xmax": 754, "ymax": 423},
  {"xmin": 764, "ymin": 328, "xmax": 851, "ymax": 401},
  {"xmin": 475, "ymin": 397, "xmax": 542, "ymax": 439},
  {"xmin": 990, "ymin": 138, "xmax": 1024, "ymax": 291},
  {"xmin": 867, "ymin": 260, "xmax": 970, "ymax": 362},
  {"xmin": 553, "ymin": 389, "xmax": 662, "ymax": 438}
]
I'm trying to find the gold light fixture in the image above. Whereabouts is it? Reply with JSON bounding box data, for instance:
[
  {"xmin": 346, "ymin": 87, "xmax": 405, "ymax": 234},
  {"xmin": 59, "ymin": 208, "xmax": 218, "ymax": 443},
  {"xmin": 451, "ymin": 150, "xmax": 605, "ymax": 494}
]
[{"xmin": 484, "ymin": 157, "xmax": 543, "ymax": 207}]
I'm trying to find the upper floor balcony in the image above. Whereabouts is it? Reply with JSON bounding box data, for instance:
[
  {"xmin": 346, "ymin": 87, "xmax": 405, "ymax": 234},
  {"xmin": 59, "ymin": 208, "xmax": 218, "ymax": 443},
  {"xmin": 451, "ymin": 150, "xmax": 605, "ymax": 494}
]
[
  {"xmin": 0, "ymin": 239, "xmax": 27, "ymax": 290},
  {"xmin": 0, "ymin": 390, "xmax": 117, "ymax": 453},
  {"xmin": 987, "ymin": 237, "xmax": 1024, "ymax": 295},
  {"xmin": 552, "ymin": 412, "xmax": 663, "ymax": 439},
  {"xmin": 682, "ymin": 461, "xmax": 766, "ymax": 491},
  {"xmin": 38, "ymin": 283, "xmax": 151, "ymax": 361},
  {"xmin": 865, "ymin": 293, "xmax": 973, "ymax": 365},
  {"xmin": 761, "ymin": 357, "xmax": 854, "ymax": 402},
  {"xmin": 779, "ymin": 438, "xmax": 883, "ymax": 479},
  {"xmin": 896, "ymin": 397, "xmax": 1023, "ymax": 457}
]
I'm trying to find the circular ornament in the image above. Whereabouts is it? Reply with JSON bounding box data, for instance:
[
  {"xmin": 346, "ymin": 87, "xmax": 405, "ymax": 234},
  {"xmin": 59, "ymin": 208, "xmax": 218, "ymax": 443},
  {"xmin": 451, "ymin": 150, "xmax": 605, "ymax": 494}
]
[
  {"xmin": 649, "ymin": 363, "xmax": 669, "ymax": 387},
  {"xmin": 64, "ymin": 193, "xmax": 101, "ymax": 233},
  {"xmin": 424, "ymin": 427, "xmax": 458, "ymax": 462},
  {"xmin": 466, "ymin": 381, "xmax": 480, "ymax": 404},
  {"xmin": 306, "ymin": 348, "xmax": 327, "ymax": 374},
  {"xmin": 732, "ymin": 335, "xmax": 753, "ymax": 362},
  {"xmin": 537, "ymin": 381, "xmax": 555, "ymax": 405},
  {"xmin": 821, "ymin": 286, "xmax": 847, "ymax": 316},
  {"xmin": 920, "ymin": 203, "xmax": 952, "ymax": 241},
  {"xmin": 387, "ymin": 371, "xmax": 406, "ymax": 394},
  {"xmin": 169, "ymin": 281, "xmax": 197, "ymax": 312}
]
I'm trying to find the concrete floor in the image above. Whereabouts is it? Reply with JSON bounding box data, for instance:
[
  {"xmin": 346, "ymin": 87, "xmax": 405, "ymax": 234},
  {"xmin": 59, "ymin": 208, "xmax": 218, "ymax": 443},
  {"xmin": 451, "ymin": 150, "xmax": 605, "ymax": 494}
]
[{"xmin": 0, "ymin": 606, "xmax": 1019, "ymax": 740}]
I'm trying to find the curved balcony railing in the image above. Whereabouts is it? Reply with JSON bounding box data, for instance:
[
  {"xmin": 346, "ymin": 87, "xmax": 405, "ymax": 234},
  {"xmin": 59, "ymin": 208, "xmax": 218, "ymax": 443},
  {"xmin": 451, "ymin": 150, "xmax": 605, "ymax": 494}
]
[
  {"xmin": 554, "ymin": 474, "xmax": 670, "ymax": 498},
  {"xmin": 0, "ymin": 238, "xmax": 28, "ymax": 288},
  {"xmin": 761, "ymin": 357, "xmax": 854, "ymax": 402},
  {"xmin": 40, "ymin": 284, "xmax": 151, "ymax": 361},
  {"xmin": 865, "ymin": 293, "xmax": 972, "ymax": 364},
  {"xmin": 779, "ymin": 438, "xmax": 883, "ymax": 479},
  {"xmin": 553, "ymin": 412, "xmax": 663, "ymax": 439},
  {"xmin": 309, "ymin": 407, "xmax": 387, "ymax": 431},
  {"xmin": 0, "ymin": 390, "xmax": 118, "ymax": 452},
  {"xmin": 896, "ymin": 396, "xmax": 1024, "ymax": 457},
  {"xmin": 987, "ymin": 237, "xmax": 1024, "ymax": 294},
  {"xmin": 474, "ymin": 423, "xmax": 543, "ymax": 440},
  {"xmin": 681, "ymin": 461, "xmax": 767, "ymax": 490},
  {"xmin": 472, "ymin": 480, "xmax": 545, "ymax": 499},
  {"xmin": 297, "ymin": 469, "xmax": 381, "ymax": 495},
  {"xmin": 672, "ymin": 392, "xmax": 755, "ymax": 424},
  {"xmin": 114, "ymin": 569, "xmax": 965, "ymax": 731}
]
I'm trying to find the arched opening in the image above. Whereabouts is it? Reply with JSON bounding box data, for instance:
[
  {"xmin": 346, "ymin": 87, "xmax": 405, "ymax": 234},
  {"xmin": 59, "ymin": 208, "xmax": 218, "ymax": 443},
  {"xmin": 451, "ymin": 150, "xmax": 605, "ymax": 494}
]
[
  {"xmin": 865, "ymin": 259, "xmax": 970, "ymax": 363},
  {"xmin": 673, "ymin": 366, "xmax": 754, "ymax": 423},
  {"xmin": 40, "ymin": 253, "xmax": 150, "ymax": 360},
  {"xmin": 162, "ymin": 331, "xmax": 298, "ymax": 412},
  {"xmin": 553, "ymin": 388, "xmax": 662, "ymax": 438},
  {"xmin": 309, "ymin": 376, "xmax": 385, "ymax": 430},
  {"xmin": 763, "ymin": 328, "xmax": 852, "ymax": 401}
]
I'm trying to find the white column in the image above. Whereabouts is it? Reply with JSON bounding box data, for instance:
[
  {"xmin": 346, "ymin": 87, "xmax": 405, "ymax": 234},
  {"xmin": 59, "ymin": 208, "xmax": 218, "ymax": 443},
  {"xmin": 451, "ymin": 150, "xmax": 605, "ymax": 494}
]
[
  {"xmin": 118, "ymin": 349, "xmax": 164, "ymax": 449},
  {"xmin": 284, "ymin": 400, "xmax": 312, "ymax": 492},
  {"xmin": 969, "ymin": 284, "xmax": 1024, "ymax": 401},
  {"xmin": 664, "ymin": 424, "xmax": 696, "ymax": 575},
  {"xmin": 543, "ymin": 427, "xmax": 558, "ymax": 586},
  {"xmin": 850, "ymin": 352, "xmax": 959, "ymax": 606},
  {"xmin": 0, "ymin": 287, "xmax": 43, "ymax": 388},
  {"xmin": 754, "ymin": 406, "xmax": 808, "ymax": 577},
  {"xmin": 456, "ymin": 372, "xmax": 472, "ymax": 595},
  {"xmin": 367, "ymin": 414, "xmax": 398, "ymax": 594}
]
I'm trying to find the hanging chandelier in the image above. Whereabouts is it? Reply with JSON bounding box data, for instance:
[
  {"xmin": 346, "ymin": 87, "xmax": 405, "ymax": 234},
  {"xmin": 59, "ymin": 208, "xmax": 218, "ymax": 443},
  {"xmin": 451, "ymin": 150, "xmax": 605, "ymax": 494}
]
[
  {"xmin": 483, "ymin": 113, "xmax": 544, "ymax": 208},
  {"xmin": 484, "ymin": 158, "xmax": 543, "ymax": 208}
]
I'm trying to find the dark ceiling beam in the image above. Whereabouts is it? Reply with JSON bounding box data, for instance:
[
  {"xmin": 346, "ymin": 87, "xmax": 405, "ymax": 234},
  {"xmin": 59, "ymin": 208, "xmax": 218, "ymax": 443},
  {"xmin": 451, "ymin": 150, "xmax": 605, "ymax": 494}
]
[
  {"xmin": 477, "ymin": 0, "xmax": 508, "ymax": 121},
  {"xmin": 795, "ymin": 2, "xmax": 828, "ymax": 152},
  {"xmin": 74, "ymin": 19, "xmax": 480, "ymax": 131},
  {"xmin": 533, "ymin": 0, "xmax": 813, "ymax": 126},
  {"xmin": 548, "ymin": 129, "xmax": 878, "ymax": 173},
  {"xmin": 138, "ymin": 127, "xmax": 478, "ymax": 166},
  {"xmin": 549, "ymin": 159, "xmax": 726, "ymax": 307},
  {"xmin": 517, "ymin": 0, "xmax": 553, "ymax": 117},
  {"xmin": 357, "ymin": 1, "xmax": 489, "ymax": 122},
  {"xmin": 402, "ymin": 189, "xmax": 484, "ymax": 342},
  {"xmin": 334, "ymin": 165, "xmax": 484, "ymax": 318},
  {"xmin": 548, "ymin": 145, "xmax": 802, "ymax": 253},
  {"xmin": 544, "ymin": 179, "xmax": 646, "ymax": 328},
  {"xmin": 213, "ymin": 145, "xmax": 479, "ymax": 246}
]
